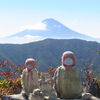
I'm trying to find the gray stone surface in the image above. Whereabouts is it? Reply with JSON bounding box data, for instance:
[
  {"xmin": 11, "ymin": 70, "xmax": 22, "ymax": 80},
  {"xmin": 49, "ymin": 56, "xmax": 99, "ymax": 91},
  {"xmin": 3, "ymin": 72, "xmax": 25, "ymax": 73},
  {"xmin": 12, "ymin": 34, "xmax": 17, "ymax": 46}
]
[
  {"xmin": 2, "ymin": 94, "xmax": 25, "ymax": 100},
  {"xmin": 2, "ymin": 93, "xmax": 100, "ymax": 100}
]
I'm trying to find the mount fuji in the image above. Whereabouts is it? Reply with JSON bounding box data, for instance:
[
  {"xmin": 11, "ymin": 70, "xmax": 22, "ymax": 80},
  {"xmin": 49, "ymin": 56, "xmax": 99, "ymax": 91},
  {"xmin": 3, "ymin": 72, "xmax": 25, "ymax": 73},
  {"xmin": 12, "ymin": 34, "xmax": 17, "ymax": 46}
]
[{"xmin": 1, "ymin": 18, "xmax": 100, "ymax": 44}]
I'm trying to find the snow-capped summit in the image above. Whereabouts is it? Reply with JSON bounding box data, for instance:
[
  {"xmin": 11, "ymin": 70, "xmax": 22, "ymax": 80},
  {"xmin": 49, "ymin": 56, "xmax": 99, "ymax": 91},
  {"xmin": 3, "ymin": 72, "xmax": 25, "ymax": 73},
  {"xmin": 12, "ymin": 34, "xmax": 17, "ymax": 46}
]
[
  {"xmin": 42, "ymin": 18, "xmax": 63, "ymax": 27},
  {"xmin": 42, "ymin": 18, "xmax": 70, "ymax": 31}
]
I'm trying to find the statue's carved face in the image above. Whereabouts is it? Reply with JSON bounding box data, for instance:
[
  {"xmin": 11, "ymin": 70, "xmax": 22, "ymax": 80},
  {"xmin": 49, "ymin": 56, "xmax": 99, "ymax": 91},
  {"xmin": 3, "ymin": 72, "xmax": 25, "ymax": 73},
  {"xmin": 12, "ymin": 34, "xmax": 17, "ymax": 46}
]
[
  {"xmin": 25, "ymin": 60, "xmax": 36, "ymax": 71},
  {"xmin": 27, "ymin": 65, "xmax": 33, "ymax": 70},
  {"xmin": 62, "ymin": 55, "xmax": 76, "ymax": 69},
  {"xmin": 63, "ymin": 57, "xmax": 74, "ymax": 66},
  {"xmin": 25, "ymin": 61, "xmax": 36, "ymax": 66}
]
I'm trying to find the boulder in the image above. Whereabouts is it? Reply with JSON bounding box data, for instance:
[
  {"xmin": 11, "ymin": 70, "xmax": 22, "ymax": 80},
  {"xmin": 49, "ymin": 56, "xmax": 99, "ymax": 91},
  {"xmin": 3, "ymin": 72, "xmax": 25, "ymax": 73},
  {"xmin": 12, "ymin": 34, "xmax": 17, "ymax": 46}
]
[
  {"xmin": 2, "ymin": 94, "xmax": 25, "ymax": 100},
  {"xmin": 2, "ymin": 92, "xmax": 100, "ymax": 100}
]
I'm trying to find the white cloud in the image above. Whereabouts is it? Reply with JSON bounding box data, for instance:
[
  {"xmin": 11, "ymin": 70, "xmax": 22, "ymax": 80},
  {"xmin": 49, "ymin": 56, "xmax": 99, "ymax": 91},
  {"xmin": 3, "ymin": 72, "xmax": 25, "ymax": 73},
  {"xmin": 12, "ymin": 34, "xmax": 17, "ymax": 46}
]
[
  {"xmin": 20, "ymin": 22, "xmax": 46, "ymax": 30},
  {"xmin": 0, "ymin": 35, "xmax": 46, "ymax": 44},
  {"xmin": 23, "ymin": 35, "xmax": 39, "ymax": 39}
]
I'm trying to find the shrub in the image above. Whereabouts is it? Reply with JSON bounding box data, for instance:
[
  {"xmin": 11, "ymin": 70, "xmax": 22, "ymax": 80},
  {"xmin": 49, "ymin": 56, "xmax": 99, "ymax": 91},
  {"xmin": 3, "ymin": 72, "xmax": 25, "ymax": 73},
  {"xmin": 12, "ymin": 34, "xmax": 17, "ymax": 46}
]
[{"xmin": 0, "ymin": 80, "xmax": 9, "ymax": 88}]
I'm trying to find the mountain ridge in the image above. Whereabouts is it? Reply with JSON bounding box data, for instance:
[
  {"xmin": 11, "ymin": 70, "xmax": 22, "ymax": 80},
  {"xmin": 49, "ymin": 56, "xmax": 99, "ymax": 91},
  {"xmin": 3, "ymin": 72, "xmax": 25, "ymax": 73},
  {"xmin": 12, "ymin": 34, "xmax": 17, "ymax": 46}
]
[{"xmin": 0, "ymin": 39, "xmax": 100, "ymax": 77}]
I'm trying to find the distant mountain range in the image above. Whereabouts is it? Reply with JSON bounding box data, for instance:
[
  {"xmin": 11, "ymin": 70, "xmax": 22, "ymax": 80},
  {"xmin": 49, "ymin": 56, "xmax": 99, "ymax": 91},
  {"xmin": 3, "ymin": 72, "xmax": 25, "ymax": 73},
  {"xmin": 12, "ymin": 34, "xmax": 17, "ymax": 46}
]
[
  {"xmin": 0, "ymin": 39, "xmax": 100, "ymax": 77},
  {"xmin": 1, "ymin": 18, "xmax": 100, "ymax": 44}
]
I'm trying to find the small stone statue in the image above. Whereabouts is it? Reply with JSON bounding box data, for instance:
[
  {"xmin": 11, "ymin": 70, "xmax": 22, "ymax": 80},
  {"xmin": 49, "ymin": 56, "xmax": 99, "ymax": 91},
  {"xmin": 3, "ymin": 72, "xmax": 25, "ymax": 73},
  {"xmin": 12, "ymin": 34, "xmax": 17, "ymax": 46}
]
[
  {"xmin": 54, "ymin": 51, "xmax": 82, "ymax": 99},
  {"xmin": 21, "ymin": 58, "xmax": 39, "ymax": 99},
  {"xmin": 39, "ymin": 72, "xmax": 57, "ymax": 99},
  {"xmin": 29, "ymin": 89, "xmax": 46, "ymax": 100}
]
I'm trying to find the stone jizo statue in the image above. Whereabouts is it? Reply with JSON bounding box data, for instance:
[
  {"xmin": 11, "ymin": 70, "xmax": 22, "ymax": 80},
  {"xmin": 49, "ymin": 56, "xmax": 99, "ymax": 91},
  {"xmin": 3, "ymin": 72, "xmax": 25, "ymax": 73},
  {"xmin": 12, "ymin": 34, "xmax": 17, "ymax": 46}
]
[
  {"xmin": 21, "ymin": 58, "xmax": 39, "ymax": 99},
  {"xmin": 54, "ymin": 51, "xmax": 82, "ymax": 99}
]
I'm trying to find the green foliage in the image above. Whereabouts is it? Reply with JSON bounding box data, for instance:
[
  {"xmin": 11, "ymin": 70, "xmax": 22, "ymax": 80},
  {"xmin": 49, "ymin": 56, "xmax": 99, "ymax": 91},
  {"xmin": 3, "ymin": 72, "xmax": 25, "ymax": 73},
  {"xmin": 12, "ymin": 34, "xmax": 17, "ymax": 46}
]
[
  {"xmin": 0, "ymin": 80, "xmax": 9, "ymax": 88},
  {"xmin": 0, "ymin": 78, "xmax": 22, "ymax": 99},
  {"xmin": 83, "ymin": 65, "xmax": 100, "ymax": 98},
  {"xmin": 97, "ymin": 79, "xmax": 100, "ymax": 88},
  {"xmin": 89, "ymin": 78, "xmax": 100, "ymax": 98}
]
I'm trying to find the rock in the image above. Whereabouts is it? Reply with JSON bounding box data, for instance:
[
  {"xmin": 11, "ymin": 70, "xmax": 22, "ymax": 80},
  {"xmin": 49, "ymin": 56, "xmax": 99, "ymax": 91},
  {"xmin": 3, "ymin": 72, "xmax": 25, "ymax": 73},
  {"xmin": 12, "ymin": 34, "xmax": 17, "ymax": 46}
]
[
  {"xmin": 90, "ymin": 96, "xmax": 100, "ymax": 100},
  {"xmin": 2, "ymin": 92, "xmax": 100, "ymax": 100},
  {"xmin": 29, "ymin": 89, "xmax": 45, "ymax": 100},
  {"xmin": 82, "ymin": 92, "xmax": 100, "ymax": 100},
  {"xmin": 2, "ymin": 94, "xmax": 25, "ymax": 100},
  {"xmin": 82, "ymin": 92, "xmax": 92, "ymax": 99}
]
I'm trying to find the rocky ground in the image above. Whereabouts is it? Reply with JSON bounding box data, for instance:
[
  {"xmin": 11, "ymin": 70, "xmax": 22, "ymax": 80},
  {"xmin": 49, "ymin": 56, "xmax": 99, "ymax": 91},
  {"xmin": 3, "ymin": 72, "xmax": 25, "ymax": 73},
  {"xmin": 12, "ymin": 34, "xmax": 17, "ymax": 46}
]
[{"xmin": 2, "ymin": 92, "xmax": 100, "ymax": 100}]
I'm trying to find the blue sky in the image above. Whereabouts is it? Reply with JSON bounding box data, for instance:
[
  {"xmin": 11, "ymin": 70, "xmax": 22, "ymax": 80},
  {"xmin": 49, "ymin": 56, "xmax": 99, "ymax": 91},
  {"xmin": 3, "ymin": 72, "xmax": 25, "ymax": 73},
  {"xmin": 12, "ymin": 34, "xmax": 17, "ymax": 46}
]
[{"xmin": 0, "ymin": 0, "xmax": 100, "ymax": 38}]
